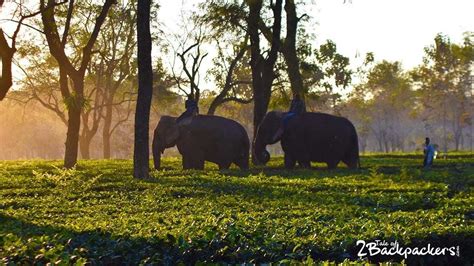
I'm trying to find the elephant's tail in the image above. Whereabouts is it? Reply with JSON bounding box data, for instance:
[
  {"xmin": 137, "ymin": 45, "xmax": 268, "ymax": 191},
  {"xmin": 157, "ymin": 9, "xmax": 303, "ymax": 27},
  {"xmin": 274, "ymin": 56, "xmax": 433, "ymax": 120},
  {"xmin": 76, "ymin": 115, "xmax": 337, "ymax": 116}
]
[
  {"xmin": 352, "ymin": 127, "xmax": 361, "ymax": 169},
  {"xmin": 241, "ymin": 127, "xmax": 251, "ymax": 159},
  {"xmin": 152, "ymin": 130, "xmax": 161, "ymax": 170}
]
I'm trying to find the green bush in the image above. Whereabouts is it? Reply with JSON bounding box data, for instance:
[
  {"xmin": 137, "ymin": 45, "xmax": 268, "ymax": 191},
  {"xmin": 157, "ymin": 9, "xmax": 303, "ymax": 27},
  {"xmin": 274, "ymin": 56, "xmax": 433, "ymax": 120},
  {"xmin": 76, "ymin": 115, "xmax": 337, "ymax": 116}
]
[{"xmin": 0, "ymin": 156, "xmax": 472, "ymax": 264}]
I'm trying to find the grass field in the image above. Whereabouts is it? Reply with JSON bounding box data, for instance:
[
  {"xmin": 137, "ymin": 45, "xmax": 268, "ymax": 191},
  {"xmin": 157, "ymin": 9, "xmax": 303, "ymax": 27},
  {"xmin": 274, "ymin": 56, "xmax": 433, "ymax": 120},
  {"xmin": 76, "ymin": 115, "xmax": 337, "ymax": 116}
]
[{"xmin": 1, "ymin": 154, "xmax": 473, "ymax": 265}]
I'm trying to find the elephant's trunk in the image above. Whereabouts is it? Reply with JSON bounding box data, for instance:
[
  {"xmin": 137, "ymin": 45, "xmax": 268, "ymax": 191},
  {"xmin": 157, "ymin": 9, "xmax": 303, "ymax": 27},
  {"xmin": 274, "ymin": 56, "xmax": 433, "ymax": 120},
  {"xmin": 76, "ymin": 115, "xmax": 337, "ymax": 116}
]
[
  {"xmin": 152, "ymin": 133, "xmax": 163, "ymax": 170},
  {"xmin": 252, "ymin": 138, "xmax": 270, "ymax": 165}
]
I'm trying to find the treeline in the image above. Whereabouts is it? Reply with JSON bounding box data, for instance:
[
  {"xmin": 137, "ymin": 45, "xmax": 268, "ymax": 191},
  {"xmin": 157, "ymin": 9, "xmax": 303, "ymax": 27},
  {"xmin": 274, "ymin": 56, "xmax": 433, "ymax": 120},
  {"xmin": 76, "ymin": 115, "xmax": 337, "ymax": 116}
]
[{"xmin": 0, "ymin": 1, "xmax": 473, "ymax": 162}]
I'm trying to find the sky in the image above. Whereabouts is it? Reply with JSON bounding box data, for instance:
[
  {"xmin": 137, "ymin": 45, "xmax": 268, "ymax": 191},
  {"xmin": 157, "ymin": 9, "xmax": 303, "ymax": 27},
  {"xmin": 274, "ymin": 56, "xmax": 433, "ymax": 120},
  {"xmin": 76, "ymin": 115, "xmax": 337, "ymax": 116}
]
[
  {"xmin": 158, "ymin": 0, "xmax": 474, "ymax": 70},
  {"xmin": 312, "ymin": 0, "xmax": 474, "ymax": 69},
  {"xmin": 1, "ymin": 0, "xmax": 473, "ymax": 90}
]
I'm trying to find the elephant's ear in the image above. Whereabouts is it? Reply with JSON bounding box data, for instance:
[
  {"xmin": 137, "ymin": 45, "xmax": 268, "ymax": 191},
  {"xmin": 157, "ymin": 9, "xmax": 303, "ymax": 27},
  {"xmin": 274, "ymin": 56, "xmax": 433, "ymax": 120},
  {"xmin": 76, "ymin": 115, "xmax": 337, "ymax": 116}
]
[
  {"xmin": 177, "ymin": 115, "xmax": 194, "ymax": 126},
  {"xmin": 271, "ymin": 127, "xmax": 284, "ymax": 142},
  {"xmin": 270, "ymin": 112, "xmax": 285, "ymax": 142},
  {"xmin": 274, "ymin": 112, "xmax": 285, "ymax": 119},
  {"xmin": 164, "ymin": 125, "xmax": 180, "ymax": 147}
]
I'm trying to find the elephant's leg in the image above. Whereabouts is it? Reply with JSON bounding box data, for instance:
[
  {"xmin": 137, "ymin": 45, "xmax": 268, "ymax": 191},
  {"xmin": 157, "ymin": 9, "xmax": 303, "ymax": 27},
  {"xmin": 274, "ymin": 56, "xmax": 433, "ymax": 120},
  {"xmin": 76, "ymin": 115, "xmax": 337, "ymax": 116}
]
[
  {"xmin": 326, "ymin": 160, "xmax": 339, "ymax": 169},
  {"xmin": 298, "ymin": 160, "xmax": 311, "ymax": 168},
  {"xmin": 218, "ymin": 161, "xmax": 232, "ymax": 170},
  {"xmin": 184, "ymin": 148, "xmax": 205, "ymax": 170},
  {"xmin": 343, "ymin": 158, "xmax": 358, "ymax": 169},
  {"xmin": 234, "ymin": 149, "xmax": 249, "ymax": 170},
  {"xmin": 194, "ymin": 159, "xmax": 205, "ymax": 170},
  {"xmin": 182, "ymin": 155, "xmax": 193, "ymax": 170},
  {"xmin": 284, "ymin": 153, "xmax": 296, "ymax": 169},
  {"xmin": 235, "ymin": 157, "xmax": 249, "ymax": 170},
  {"xmin": 188, "ymin": 153, "xmax": 205, "ymax": 170}
]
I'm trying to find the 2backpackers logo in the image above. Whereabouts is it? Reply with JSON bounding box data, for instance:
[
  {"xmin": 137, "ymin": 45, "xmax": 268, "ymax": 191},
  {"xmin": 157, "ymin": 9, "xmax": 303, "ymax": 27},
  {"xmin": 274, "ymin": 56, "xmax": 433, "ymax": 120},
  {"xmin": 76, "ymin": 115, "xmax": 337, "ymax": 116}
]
[{"xmin": 356, "ymin": 240, "xmax": 460, "ymax": 259}]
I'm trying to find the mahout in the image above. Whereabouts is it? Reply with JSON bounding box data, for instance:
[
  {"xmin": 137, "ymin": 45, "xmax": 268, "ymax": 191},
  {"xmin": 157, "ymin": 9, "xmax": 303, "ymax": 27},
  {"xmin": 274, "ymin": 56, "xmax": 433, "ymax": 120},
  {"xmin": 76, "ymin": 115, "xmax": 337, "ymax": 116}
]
[
  {"xmin": 253, "ymin": 111, "xmax": 360, "ymax": 169},
  {"xmin": 152, "ymin": 115, "xmax": 249, "ymax": 170}
]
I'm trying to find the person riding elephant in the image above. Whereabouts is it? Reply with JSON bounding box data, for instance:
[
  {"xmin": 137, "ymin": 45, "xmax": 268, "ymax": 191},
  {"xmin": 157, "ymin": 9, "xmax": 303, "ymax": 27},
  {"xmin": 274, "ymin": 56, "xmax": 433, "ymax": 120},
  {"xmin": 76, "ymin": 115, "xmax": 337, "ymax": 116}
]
[
  {"xmin": 152, "ymin": 114, "xmax": 250, "ymax": 170},
  {"xmin": 176, "ymin": 98, "xmax": 199, "ymax": 124},
  {"xmin": 253, "ymin": 109, "xmax": 360, "ymax": 169},
  {"xmin": 273, "ymin": 95, "xmax": 306, "ymax": 139}
]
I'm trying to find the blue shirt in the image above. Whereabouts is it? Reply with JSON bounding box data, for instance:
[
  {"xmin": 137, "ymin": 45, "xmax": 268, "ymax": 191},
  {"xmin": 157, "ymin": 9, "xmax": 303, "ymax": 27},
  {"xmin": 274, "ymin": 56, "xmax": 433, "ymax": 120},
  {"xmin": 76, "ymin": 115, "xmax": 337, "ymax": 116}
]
[
  {"xmin": 425, "ymin": 144, "xmax": 435, "ymax": 159},
  {"xmin": 282, "ymin": 112, "xmax": 297, "ymax": 128}
]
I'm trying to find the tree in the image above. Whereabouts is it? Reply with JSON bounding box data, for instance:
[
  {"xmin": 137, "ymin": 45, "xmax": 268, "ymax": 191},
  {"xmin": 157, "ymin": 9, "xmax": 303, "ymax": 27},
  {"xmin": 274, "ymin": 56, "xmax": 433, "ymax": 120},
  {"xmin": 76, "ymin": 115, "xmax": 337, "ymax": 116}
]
[
  {"xmin": 97, "ymin": 1, "xmax": 137, "ymax": 158},
  {"xmin": 281, "ymin": 0, "xmax": 305, "ymax": 100},
  {"xmin": 301, "ymin": 40, "xmax": 352, "ymax": 113},
  {"xmin": 0, "ymin": 29, "xmax": 15, "ymax": 100},
  {"xmin": 175, "ymin": 32, "xmax": 208, "ymax": 104},
  {"xmin": 412, "ymin": 33, "xmax": 474, "ymax": 151},
  {"xmin": 341, "ymin": 97, "xmax": 371, "ymax": 152},
  {"xmin": 1, "ymin": 1, "xmax": 66, "ymax": 100},
  {"xmin": 151, "ymin": 59, "xmax": 181, "ymax": 116},
  {"xmin": 21, "ymin": 1, "xmax": 136, "ymax": 159},
  {"xmin": 201, "ymin": 0, "xmax": 351, "ymax": 114},
  {"xmin": 206, "ymin": 35, "xmax": 253, "ymax": 115},
  {"xmin": 354, "ymin": 60, "xmax": 414, "ymax": 152},
  {"xmin": 40, "ymin": 0, "xmax": 114, "ymax": 168},
  {"xmin": 79, "ymin": 76, "xmax": 104, "ymax": 159},
  {"xmin": 246, "ymin": 0, "xmax": 282, "ymax": 142},
  {"xmin": 133, "ymin": 0, "xmax": 153, "ymax": 179},
  {"xmin": 197, "ymin": 1, "xmax": 254, "ymax": 114},
  {"xmin": 13, "ymin": 49, "xmax": 135, "ymax": 160},
  {"xmin": 256, "ymin": 0, "xmax": 311, "ymax": 103}
]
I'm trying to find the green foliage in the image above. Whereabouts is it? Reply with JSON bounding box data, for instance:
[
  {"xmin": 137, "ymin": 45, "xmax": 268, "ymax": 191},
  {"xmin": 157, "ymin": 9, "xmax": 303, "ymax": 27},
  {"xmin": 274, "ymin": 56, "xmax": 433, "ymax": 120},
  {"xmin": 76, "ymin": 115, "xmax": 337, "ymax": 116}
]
[
  {"xmin": 410, "ymin": 33, "xmax": 474, "ymax": 151},
  {"xmin": 1, "ymin": 155, "xmax": 473, "ymax": 264},
  {"xmin": 300, "ymin": 40, "xmax": 352, "ymax": 111},
  {"xmin": 63, "ymin": 93, "xmax": 89, "ymax": 111},
  {"xmin": 345, "ymin": 60, "xmax": 416, "ymax": 153}
]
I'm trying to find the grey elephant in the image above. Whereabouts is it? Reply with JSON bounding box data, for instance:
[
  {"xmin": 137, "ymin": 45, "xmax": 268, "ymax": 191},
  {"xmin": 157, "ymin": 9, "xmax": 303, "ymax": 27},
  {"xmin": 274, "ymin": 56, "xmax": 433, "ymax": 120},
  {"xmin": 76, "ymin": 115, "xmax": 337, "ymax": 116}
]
[
  {"xmin": 253, "ymin": 111, "xmax": 360, "ymax": 169},
  {"xmin": 152, "ymin": 115, "xmax": 250, "ymax": 170}
]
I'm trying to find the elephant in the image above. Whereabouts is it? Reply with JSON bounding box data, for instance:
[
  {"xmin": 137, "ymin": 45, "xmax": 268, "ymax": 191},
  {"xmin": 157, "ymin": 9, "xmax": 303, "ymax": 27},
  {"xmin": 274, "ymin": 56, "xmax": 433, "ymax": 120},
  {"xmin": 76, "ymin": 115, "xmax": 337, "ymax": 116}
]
[
  {"xmin": 253, "ymin": 111, "xmax": 360, "ymax": 169},
  {"xmin": 152, "ymin": 115, "xmax": 250, "ymax": 170}
]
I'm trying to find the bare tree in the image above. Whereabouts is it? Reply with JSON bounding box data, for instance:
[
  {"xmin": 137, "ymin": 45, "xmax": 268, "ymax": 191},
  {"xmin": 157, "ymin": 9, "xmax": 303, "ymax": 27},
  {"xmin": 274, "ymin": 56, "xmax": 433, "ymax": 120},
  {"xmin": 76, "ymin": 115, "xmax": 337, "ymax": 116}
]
[
  {"xmin": 207, "ymin": 35, "xmax": 253, "ymax": 115},
  {"xmin": 173, "ymin": 32, "xmax": 208, "ymax": 103}
]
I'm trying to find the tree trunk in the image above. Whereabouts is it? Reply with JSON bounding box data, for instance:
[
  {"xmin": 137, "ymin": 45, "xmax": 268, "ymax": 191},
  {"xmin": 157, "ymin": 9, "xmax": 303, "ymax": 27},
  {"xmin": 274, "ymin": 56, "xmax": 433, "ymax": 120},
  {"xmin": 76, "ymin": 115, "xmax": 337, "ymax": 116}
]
[
  {"xmin": 383, "ymin": 136, "xmax": 389, "ymax": 153},
  {"xmin": 248, "ymin": 0, "xmax": 263, "ymax": 137},
  {"xmin": 454, "ymin": 132, "xmax": 461, "ymax": 151},
  {"xmin": 247, "ymin": 0, "xmax": 282, "ymax": 140},
  {"xmin": 64, "ymin": 104, "xmax": 81, "ymax": 168},
  {"xmin": 360, "ymin": 136, "xmax": 367, "ymax": 153},
  {"xmin": 443, "ymin": 100, "xmax": 448, "ymax": 154},
  {"xmin": 133, "ymin": 0, "xmax": 153, "ymax": 179},
  {"xmin": 79, "ymin": 135, "xmax": 92, "ymax": 159},
  {"xmin": 0, "ymin": 29, "xmax": 15, "ymax": 101},
  {"xmin": 64, "ymin": 75, "xmax": 86, "ymax": 167},
  {"xmin": 103, "ymin": 132, "xmax": 112, "ymax": 158},
  {"xmin": 207, "ymin": 40, "xmax": 248, "ymax": 116},
  {"xmin": 102, "ymin": 102, "xmax": 113, "ymax": 158},
  {"xmin": 258, "ymin": 65, "xmax": 275, "ymax": 129},
  {"xmin": 207, "ymin": 95, "xmax": 224, "ymax": 115},
  {"xmin": 377, "ymin": 135, "xmax": 383, "ymax": 152},
  {"xmin": 282, "ymin": 0, "xmax": 305, "ymax": 102}
]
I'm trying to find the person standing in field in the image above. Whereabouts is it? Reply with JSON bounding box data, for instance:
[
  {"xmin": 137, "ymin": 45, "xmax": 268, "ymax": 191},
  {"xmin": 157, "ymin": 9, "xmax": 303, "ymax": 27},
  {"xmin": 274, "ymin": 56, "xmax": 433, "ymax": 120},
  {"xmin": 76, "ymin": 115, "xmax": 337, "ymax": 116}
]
[{"xmin": 423, "ymin": 137, "xmax": 435, "ymax": 168}]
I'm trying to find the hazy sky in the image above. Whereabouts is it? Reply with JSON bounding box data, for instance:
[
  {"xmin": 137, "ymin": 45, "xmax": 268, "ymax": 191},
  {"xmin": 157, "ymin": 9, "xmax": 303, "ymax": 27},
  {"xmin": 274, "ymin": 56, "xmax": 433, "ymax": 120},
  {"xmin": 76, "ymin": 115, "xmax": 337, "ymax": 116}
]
[
  {"xmin": 313, "ymin": 0, "xmax": 474, "ymax": 68},
  {"xmin": 159, "ymin": 0, "xmax": 474, "ymax": 70},
  {"xmin": 1, "ymin": 0, "xmax": 473, "ymax": 90}
]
